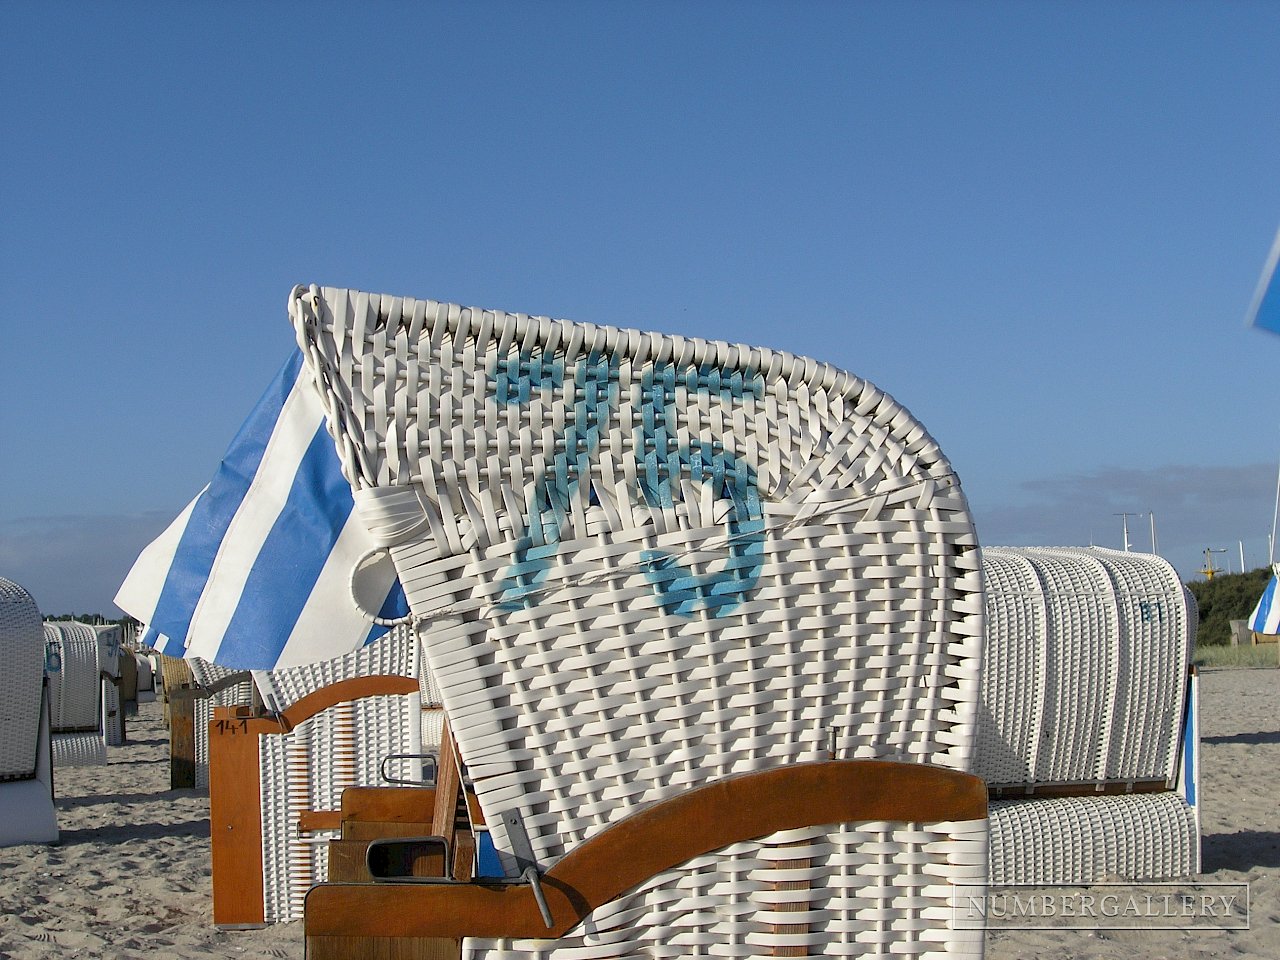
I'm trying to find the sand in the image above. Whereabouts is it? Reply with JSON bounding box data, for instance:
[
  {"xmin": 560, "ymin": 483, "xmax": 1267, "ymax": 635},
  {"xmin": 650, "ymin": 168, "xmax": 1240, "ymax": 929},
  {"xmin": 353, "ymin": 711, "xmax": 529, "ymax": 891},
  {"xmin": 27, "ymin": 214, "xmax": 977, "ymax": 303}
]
[{"xmin": 0, "ymin": 669, "xmax": 1276, "ymax": 960}]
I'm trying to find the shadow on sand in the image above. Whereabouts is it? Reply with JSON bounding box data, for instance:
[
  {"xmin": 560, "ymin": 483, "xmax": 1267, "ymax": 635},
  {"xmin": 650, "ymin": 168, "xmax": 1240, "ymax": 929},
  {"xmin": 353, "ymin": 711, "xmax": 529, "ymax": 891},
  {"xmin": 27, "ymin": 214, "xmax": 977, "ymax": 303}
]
[
  {"xmin": 54, "ymin": 818, "xmax": 211, "ymax": 845},
  {"xmin": 1202, "ymin": 829, "xmax": 1280, "ymax": 872}
]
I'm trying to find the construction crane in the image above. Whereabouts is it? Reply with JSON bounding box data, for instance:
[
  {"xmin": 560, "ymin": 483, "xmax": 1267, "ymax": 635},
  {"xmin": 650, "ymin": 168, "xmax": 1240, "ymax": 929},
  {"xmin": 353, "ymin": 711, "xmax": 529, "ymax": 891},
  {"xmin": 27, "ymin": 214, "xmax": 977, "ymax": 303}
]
[{"xmin": 1201, "ymin": 547, "xmax": 1228, "ymax": 580}]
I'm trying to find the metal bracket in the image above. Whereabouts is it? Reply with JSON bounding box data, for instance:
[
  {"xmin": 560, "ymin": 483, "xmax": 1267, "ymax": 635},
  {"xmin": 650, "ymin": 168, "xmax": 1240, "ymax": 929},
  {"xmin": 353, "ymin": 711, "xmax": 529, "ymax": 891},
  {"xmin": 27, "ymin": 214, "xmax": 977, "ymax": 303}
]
[{"xmin": 499, "ymin": 810, "xmax": 554, "ymax": 929}]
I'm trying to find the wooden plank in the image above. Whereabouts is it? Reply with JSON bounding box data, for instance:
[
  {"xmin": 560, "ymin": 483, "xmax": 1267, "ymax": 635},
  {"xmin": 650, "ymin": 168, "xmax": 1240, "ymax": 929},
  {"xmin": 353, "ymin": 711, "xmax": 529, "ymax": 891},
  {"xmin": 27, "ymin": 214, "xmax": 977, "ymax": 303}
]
[
  {"xmin": 327, "ymin": 840, "xmax": 376, "ymax": 883},
  {"xmin": 344, "ymin": 820, "xmax": 436, "ymax": 843},
  {"xmin": 341, "ymin": 786, "xmax": 437, "ymax": 824},
  {"xmin": 168, "ymin": 691, "xmax": 196, "ymax": 789},
  {"xmin": 305, "ymin": 935, "xmax": 459, "ymax": 960},
  {"xmin": 305, "ymin": 760, "xmax": 987, "ymax": 941},
  {"xmin": 298, "ymin": 809, "xmax": 343, "ymax": 833},
  {"xmin": 208, "ymin": 706, "xmax": 266, "ymax": 927}
]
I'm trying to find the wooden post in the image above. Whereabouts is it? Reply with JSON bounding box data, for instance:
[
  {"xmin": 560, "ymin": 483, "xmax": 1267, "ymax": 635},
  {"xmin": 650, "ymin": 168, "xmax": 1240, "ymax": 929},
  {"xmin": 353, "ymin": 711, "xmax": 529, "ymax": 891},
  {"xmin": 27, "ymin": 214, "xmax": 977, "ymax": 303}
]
[
  {"xmin": 168, "ymin": 688, "xmax": 197, "ymax": 789},
  {"xmin": 209, "ymin": 705, "xmax": 266, "ymax": 927}
]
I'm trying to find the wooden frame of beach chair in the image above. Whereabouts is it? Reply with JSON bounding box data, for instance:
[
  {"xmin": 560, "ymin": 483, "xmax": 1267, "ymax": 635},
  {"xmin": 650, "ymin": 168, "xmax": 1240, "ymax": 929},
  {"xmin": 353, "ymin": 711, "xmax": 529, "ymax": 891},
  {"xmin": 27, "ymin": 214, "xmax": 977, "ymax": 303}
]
[
  {"xmin": 209, "ymin": 674, "xmax": 421, "ymax": 926},
  {"xmin": 0, "ymin": 577, "xmax": 59, "ymax": 846},
  {"xmin": 975, "ymin": 546, "xmax": 1200, "ymax": 884},
  {"xmin": 291, "ymin": 285, "xmax": 989, "ymax": 960},
  {"xmin": 208, "ymin": 625, "xmax": 437, "ymax": 926},
  {"xmin": 307, "ymin": 761, "xmax": 987, "ymax": 960}
]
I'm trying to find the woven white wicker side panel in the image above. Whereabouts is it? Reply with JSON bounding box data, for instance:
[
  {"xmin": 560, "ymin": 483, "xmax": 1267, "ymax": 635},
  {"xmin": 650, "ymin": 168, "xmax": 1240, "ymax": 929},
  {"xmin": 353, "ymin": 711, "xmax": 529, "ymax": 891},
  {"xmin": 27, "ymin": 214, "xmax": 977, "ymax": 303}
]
[
  {"xmin": 292, "ymin": 286, "xmax": 986, "ymax": 869},
  {"xmin": 0, "ymin": 578, "xmax": 44, "ymax": 780},
  {"xmin": 988, "ymin": 794, "xmax": 1198, "ymax": 885},
  {"xmin": 188, "ymin": 657, "xmax": 241, "ymax": 689},
  {"xmin": 465, "ymin": 818, "xmax": 987, "ymax": 960},
  {"xmin": 194, "ymin": 696, "xmax": 212, "ymax": 791},
  {"xmin": 259, "ymin": 692, "xmax": 422, "ymax": 922},
  {"xmin": 44, "ymin": 622, "xmax": 101, "ymax": 732},
  {"xmin": 976, "ymin": 547, "xmax": 1192, "ymax": 787},
  {"xmin": 267, "ymin": 623, "xmax": 419, "ymax": 709},
  {"xmin": 972, "ymin": 552, "xmax": 1045, "ymax": 785},
  {"xmin": 51, "ymin": 732, "xmax": 106, "ymax": 767}
]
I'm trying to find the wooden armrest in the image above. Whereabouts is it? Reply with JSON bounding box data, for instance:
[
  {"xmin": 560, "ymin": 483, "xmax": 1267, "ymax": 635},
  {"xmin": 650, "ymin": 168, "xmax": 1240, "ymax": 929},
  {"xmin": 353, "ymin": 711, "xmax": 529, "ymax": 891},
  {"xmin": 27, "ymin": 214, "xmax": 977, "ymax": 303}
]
[{"xmin": 305, "ymin": 759, "xmax": 985, "ymax": 940}]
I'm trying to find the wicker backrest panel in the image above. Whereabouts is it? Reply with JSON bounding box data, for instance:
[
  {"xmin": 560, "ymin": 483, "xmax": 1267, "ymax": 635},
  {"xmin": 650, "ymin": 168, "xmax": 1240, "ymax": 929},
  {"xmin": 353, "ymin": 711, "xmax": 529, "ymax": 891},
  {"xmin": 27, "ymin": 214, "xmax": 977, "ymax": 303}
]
[
  {"xmin": 44, "ymin": 621, "xmax": 102, "ymax": 733},
  {"xmin": 975, "ymin": 546, "xmax": 1193, "ymax": 787},
  {"xmin": 291, "ymin": 285, "xmax": 985, "ymax": 867},
  {"xmin": 259, "ymin": 690, "xmax": 427, "ymax": 922},
  {"xmin": 0, "ymin": 578, "xmax": 44, "ymax": 779},
  {"xmin": 267, "ymin": 623, "xmax": 418, "ymax": 709}
]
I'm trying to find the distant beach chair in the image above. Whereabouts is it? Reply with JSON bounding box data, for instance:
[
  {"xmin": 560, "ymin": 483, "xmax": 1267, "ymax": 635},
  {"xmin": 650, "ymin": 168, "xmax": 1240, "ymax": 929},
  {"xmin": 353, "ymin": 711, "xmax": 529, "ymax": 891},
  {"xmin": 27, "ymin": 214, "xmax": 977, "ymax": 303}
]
[
  {"xmin": 45, "ymin": 620, "xmax": 118, "ymax": 767},
  {"xmin": 134, "ymin": 649, "xmax": 157, "ymax": 703},
  {"xmin": 975, "ymin": 546, "xmax": 1200, "ymax": 883},
  {"xmin": 207, "ymin": 623, "xmax": 440, "ymax": 925},
  {"xmin": 290, "ymin": 286, "xmax": 990, "ymax": 960},
  {"xmin": 0, "ymin": 577, "xmax": 58, "ymax": 845},
  {"xmin": 94, "ymin": 623, "xmax": 126, "ymax": 745}
]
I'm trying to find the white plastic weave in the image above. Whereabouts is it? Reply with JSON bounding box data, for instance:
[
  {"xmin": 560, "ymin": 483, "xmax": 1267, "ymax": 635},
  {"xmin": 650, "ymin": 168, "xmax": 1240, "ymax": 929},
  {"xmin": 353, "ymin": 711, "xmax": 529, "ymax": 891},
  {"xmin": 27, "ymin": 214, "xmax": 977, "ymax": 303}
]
[
  {"xmin": 467, "ymin": 818, "xmax": 988, "ymax": 960},
  {"xmin": 975, "ymin": 547, "xmax": 1193, "ymax": 787},
  {"xmin": 267, "ymin": 623, "xmax": 419, "ymax": 708},
  {"xmin": 44, "ymin": 622, "xmax": 102, "ymax": 732},
  {"xmin": 988, "ymin": 794, "xmax": 1198, "ymax": 884},
  {"xmin": 0, "ymin": 578, "xmax": 44, "ymax": 780},
  {"xmin": 190, "ymin": 657, "xmax": 255, "ymax": 791},
  {"xmin": 50, "ymin": 732, "xmax": 107, "ymax": 767},
  {"xmin": 96, "ymin": 626, "xmax": 124, "ymax": 747},
  {"xmin": 292, "ymin": 285, "xmax": 987, "ymax": 955},
  {"xmin": 258, "ymin": 691, "xmax": 426, "ymax": 922}
]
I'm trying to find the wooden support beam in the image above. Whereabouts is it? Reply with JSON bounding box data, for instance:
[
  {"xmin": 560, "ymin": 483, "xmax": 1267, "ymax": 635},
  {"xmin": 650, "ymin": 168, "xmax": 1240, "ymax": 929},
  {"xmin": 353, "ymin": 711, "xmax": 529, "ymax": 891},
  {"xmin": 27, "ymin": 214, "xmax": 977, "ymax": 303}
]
[{"xmin": 305, "ymin": 760, "xmax": 986, "ymax": 942}]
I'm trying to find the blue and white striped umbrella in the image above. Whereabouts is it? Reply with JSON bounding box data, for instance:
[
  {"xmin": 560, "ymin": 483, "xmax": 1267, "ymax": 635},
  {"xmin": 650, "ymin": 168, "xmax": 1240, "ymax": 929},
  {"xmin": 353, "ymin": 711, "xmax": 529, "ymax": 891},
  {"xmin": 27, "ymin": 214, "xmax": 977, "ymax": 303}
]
[
  {"xmin": 1248, "ymin": 572, "xmax": 1280, "ymax": 636},
  {"xmin": 115, "ymin": 349, "xmax": 407, "ymax": 670}
]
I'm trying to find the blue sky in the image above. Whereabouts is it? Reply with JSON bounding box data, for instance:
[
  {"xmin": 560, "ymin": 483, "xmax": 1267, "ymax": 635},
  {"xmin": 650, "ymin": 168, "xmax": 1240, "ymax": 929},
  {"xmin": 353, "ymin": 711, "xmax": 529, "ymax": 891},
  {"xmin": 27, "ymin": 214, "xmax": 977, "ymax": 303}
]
[{"xmin": 4, "ymin": 0, "xmax": 1280, "ymax": 614}]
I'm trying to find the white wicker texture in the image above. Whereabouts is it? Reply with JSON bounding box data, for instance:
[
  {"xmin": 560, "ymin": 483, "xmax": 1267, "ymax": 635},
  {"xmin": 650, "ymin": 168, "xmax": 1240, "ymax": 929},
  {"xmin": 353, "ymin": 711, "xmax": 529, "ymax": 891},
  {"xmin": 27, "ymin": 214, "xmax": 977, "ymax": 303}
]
[
  {"xmin": 467, "ymin": 817, "xmax": 987, "ymax": 960},
  {"xmin": 988, "ymin": 794, "xmax": 1198, "ymax": 884},
  {"xmin": 0, "ymin": 578, "xmax": 44, "ymax": 780},
  {"xmin": 974, "ymin": 547, "xmax": 1193, "ymax": 787},
  {"xmin": 290, "ymin": 283, "xmax": 987, "ymax": 960},
  {"xmin": 96, "ymin": 626, "xmax": 125, "ymax": 747},
  {"xmin": 267, "ymin": 623, "xmax": 418, "ymax": 709},
  {"xmin": 44, "ymin": 622, "xmax": 102, "ymax": 732},
  {"xmin": 135, "ymin": 651, "xmax": 157, "ymax": 703},
  {"xmin": 190, "ymin": 657, "xmax": 255, "ymax": 791},
  {"xmin": 50, "ymin": 732, "xmax": 107, "ymax": 767},
  {"xmin": 258, "ymin": 690, "xmax": 427, "ymax": 922}
]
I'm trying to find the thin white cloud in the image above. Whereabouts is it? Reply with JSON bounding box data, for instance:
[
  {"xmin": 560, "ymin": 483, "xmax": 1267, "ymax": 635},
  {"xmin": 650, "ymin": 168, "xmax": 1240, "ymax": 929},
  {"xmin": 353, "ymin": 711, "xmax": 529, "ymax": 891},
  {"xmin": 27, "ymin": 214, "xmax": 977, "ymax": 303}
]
[
  {"xmin": 0, "ymin": 511, "xmax": 176, "ymax": 617},
  {"xmin": 969, "ymin": 462, "xmax": 1277, "ymax": 580}
]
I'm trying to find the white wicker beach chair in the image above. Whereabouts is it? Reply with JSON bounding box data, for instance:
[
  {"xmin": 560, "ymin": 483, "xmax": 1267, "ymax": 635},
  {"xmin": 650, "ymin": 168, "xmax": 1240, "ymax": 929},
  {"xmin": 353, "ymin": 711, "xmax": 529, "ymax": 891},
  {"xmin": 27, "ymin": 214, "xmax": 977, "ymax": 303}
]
[
  {"xmin": 134, "ymin": 649, "xmax": 157, "ymax": 703},
  {"xmin": 975, "ymin": 546, "xmax": 1199, "ymax": 883},
  {"xmin": 45, "ymin": 620, "xmax": 115, "ymax": 767},
  {"xmin": 0, "ymin": 578, "xmax": 58, "ymax": 845},
  {"xmin": 208, "ymin": 623, "xmax": 441, "ymax": 925},
  {"xmin": 94, "ymin": 624, "xmax": 125, "ymax": 745},
  {"xmin": 292, "ymin": 285, "xmax": 989, "ymax": 960}
]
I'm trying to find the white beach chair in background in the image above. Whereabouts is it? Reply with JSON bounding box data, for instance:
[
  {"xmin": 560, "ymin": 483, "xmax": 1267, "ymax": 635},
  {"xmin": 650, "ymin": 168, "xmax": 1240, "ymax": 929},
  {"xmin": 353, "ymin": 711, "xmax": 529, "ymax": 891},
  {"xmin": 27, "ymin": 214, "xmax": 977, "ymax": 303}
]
[
  {"xmin": 0, "ymin": 577, "xmax": 58, "ymax": 846},
  {"xmin": 975, "ymin": 546, "xmax": 1200, "ymax": 883},
  {"xmin": 45, "ymin": 620, "xmax": 116, "ymax": 767},
  {"xmin": 94, "ymin": 623, "xmax": 126, "ymax": 745},
  {"xmin": 291, "ymin": 286, "xmax": 990, "ymax": 960}
]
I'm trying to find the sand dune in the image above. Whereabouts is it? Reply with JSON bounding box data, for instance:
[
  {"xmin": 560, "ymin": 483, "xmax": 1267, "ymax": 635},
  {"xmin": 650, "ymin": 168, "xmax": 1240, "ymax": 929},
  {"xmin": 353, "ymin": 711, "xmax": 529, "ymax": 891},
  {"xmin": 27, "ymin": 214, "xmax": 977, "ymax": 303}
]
[{"xmin": 1, "ymin": 669, "xmax": 1275, "ymax": 959}]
